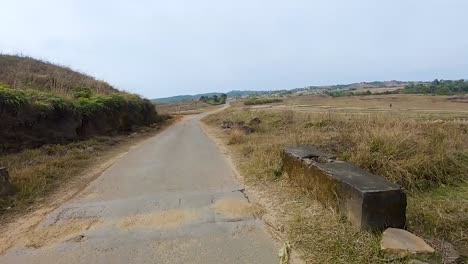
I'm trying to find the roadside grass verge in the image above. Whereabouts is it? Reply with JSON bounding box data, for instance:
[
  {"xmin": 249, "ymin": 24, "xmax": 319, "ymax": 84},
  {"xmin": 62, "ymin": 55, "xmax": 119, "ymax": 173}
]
[
  {"xmin": 0, "ymin": 119, "xmax": 175, "ymax": 219},
  {"xmin": 203, "ymin": 107, "xmax": 468, "ymax": 263},
  {"xmin": 0, "ymin": 137, "xmax": 118, "ymax": 212}
]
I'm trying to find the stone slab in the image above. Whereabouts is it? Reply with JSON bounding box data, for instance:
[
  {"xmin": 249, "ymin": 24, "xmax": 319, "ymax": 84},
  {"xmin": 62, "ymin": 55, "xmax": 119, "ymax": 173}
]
[
  {"xmin": 381, "ymin": 228, "xmax": 435, "ymax": 257},
  {"xmin": 282, "ymin": 146, "xmax": 406, "ymax": 230}
]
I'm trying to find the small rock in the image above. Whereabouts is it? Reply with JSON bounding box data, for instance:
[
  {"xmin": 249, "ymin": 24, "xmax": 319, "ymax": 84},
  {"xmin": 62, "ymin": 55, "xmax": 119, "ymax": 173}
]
[
  {"xmin": 381, "ymin": 228, "xmax": 435, "ymax": 257},
  {"xmin": 248, "ymin": 117, "xmax": 261, "ymax": 126}
]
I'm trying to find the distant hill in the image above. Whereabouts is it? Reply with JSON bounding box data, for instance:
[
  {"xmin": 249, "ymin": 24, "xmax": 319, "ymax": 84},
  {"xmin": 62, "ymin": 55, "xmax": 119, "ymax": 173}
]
[
  {"xmin": 152, "ymin": 92, "xmax": 224, "ymax": 103},
  {"xmin": 152, "ymin": 81, "xmax": 411, "ymax": 103},
  {"xmin": 0, "ymin": 54, "xmax": 118, "ymax": 95}
]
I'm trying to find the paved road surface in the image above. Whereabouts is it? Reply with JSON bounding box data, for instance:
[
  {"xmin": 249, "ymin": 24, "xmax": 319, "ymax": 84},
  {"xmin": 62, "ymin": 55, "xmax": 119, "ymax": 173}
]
[{"xmin": 1, "ymin": 110, "xmax": 277, "ymax": 264}]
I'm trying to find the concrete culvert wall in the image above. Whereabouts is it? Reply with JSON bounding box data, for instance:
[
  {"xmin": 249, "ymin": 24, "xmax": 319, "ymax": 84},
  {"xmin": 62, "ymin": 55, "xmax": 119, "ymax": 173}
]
[{"xmin": 282, "ymin": 146, "xmax": 407, "ymax": 231}]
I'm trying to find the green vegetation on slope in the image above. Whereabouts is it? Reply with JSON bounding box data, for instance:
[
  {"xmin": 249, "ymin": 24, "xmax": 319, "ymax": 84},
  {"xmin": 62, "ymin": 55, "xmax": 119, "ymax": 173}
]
[
  {"xmin": 0, "ymin": 84, "xmax": 157, "ymax": 151},
  {"xmin": 0, "ymin": 54, "xmax": 162, "ymax": 151}
]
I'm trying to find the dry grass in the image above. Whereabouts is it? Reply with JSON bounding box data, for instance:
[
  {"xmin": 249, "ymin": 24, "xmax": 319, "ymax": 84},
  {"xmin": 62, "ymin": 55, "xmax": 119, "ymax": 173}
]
[
  {"xmin": 203, "ymin": 100, "xmax": 468, "ymax": 263},
  {"xmin": 0, "ymin": 137, "xmax": 120, "ymax": 211},
  {"xmin": 0, "ymin": 54, "xmax": 118, "ymax": 95},
  {"xmin": 227, "ymin": 129, "xmax": 246, "ymax": 145},
  {"xmin": 261, "ymin": 94, "xmax": 468, "ymax": 119},
  {"xmin": 155, "ymin": 101, "xmax": 218, "ymax": 115},
  {"xmin": 0, "ymin": 119, "xmax": 176, "ymax": 218},
  {"xmin": 206, "ymin": 109, "xmax": 467, "ymax": 190}
]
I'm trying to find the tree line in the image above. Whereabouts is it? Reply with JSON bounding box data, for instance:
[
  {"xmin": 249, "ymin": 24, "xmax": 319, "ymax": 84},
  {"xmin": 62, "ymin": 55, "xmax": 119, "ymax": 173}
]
[
  {"xmin": 199, "ymin": 94, "xmax": 227, "ymax": 105},
  {"xmin": 403, "ymin": 79, "xmax": 468, "ymax": 95}
]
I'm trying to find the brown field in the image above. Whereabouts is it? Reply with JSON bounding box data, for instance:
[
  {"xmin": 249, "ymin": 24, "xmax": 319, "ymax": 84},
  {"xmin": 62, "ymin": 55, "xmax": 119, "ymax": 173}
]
[
  {"xmin": 155, "ymin": 100, "xmax": 219, "ymax": 115},
  {"xmin": 204, "ymin": 94, "xmax": 468, "ymax": 263},
  {"xmin": 355, "ymin": 86, "xmax": 403, "ymax": 93},
  {"xmin": 247, "ymin": 94, "xmax": 468, "ymax": 120}
]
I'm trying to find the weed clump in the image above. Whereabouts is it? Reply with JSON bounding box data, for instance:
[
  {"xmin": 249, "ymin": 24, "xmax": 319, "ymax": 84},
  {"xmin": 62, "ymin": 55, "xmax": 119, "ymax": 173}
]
[{"xmin": 228, "ymin": 129, "xmax": 246, "ymax": 145}]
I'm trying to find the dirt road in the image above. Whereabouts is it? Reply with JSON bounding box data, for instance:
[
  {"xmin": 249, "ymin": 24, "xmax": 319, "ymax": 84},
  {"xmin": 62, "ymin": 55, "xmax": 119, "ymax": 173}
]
[{"xmin": 0, "ymin": 109, "xmax": 277, "ymax": 263}]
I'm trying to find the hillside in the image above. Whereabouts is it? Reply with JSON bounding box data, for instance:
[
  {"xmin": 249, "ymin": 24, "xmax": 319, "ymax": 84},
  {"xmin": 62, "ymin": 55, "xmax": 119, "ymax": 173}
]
[
  {"xmin": 152, "ymin": 81, "xmax": 411, "ymax": 103},
  {"xmin": 0, "ymin": 55, "xmax": 159, "ymax": 151},
  {"xmin": 152, "ymin": 92, "xmax": 224, "ymax": 103},
  {"xmin": 0, "ymin": 55, "xmax": 118, "ymax": 95}
]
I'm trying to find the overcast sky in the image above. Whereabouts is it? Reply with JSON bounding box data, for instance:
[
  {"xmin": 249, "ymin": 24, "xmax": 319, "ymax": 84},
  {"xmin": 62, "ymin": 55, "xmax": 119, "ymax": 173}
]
[{"xmin": 1, "ymin": 0, "xmax": 467, "ymax": 98}]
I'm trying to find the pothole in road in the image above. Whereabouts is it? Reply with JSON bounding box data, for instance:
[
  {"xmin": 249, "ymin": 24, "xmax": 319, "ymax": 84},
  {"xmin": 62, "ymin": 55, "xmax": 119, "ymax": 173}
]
[
  {"xmin": 23, "ymin": 218, "xmax": 99, "ymax": 249},
  {"xmin": 212, "ymin": 197, "xmax": 263, "ymax": 218},
  {"xmin": 119, "ymin": 209, "xmax": 199, "ymax": 230}
]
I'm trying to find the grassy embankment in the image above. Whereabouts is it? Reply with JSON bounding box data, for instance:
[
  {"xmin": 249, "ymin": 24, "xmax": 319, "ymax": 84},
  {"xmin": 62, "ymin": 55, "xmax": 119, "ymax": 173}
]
[
  {"xmin": 0, "ymin": 55, "xmax": 167, "ymax": 218},
  {"xmin": 203, "ymin": 96, "xmax": 468, "ymax": 263}
]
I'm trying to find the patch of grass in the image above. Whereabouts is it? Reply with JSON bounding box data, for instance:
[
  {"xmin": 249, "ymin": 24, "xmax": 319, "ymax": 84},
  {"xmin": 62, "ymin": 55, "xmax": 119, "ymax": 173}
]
[
  {"xmin": 227, "ymin": 129, "xmax": 246, "ymax": 145},
  {"xmin": 0, "ymin": 84, "xmax": 75, "ymax": 114},
  {"xmin": 288, "ymin": 207, "xmax": 385, "ymax": 263},
  {"xmin": 0, "ymin": 138, "xmax": 116, "ymax": 211},
  {"xmin": 243, "ymin": 97, "xmax": 283, "ymax": 105},
  {"xmin": 408, "ymin": 183, "xmax": 468, "ymax": 255}
]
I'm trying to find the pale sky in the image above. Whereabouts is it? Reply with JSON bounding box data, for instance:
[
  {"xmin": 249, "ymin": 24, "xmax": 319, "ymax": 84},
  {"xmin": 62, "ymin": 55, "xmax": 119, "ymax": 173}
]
[{"xmin": 1, "ymin": 0, "xmax": 467, "ymax": 98}]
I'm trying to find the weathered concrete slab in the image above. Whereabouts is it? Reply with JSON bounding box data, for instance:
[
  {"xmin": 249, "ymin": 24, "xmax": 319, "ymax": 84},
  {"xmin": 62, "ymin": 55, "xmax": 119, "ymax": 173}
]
[{"xmin": 282, "ymin": 146, "xmax": 406, "ymax": 230}]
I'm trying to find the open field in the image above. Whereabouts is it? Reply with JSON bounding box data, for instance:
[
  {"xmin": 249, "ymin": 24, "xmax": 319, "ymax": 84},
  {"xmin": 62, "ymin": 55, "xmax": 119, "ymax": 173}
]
[
  {"xmin": 244, "ymin": 94, "xmax": 468, "ymax": 120},
  {"xmin": 203, "ymin": 94, "xmax": 468, "ymax": 263},
  {"xmin": 155, "ymin": 100, "xmax": 220, "ymax": 115}
]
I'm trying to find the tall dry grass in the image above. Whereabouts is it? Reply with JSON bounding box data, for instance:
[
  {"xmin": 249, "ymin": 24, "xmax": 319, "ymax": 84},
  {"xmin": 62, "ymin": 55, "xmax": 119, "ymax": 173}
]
[
  {"xmin": 206, "ymin": 109, "xmax": 467, "ymax": 190},
  {"xmin": 0, "ymin": 54, "xmax": 118, "ymax": 96},
  {"xmin": 228, "ymin": 129, "xmax": 246, "ymax": 145}
]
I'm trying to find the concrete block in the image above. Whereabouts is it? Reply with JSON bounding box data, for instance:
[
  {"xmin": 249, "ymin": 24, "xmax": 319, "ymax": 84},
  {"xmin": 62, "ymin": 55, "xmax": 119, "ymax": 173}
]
[{"xmin": 282, "ymin": 146, "xmax": 406, "ymax": 230}]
